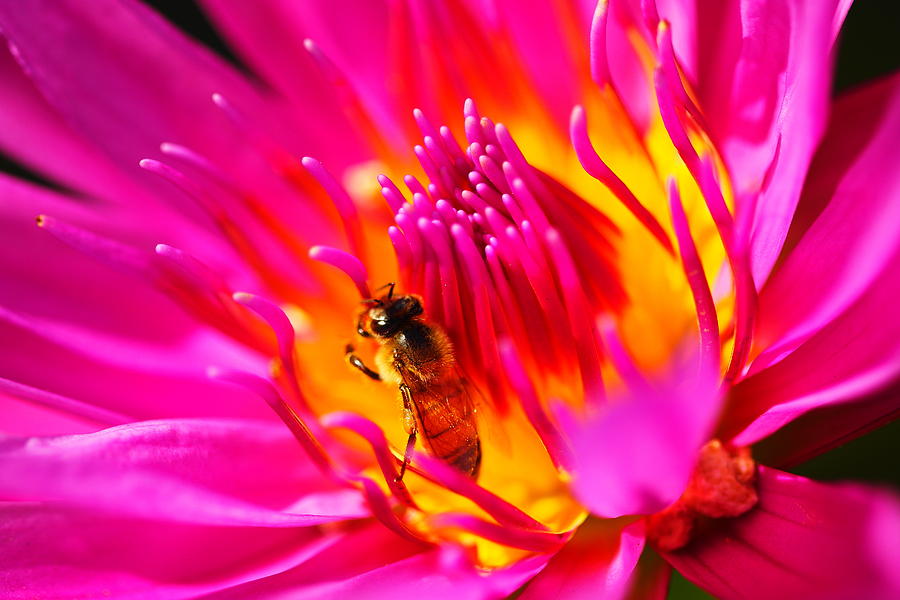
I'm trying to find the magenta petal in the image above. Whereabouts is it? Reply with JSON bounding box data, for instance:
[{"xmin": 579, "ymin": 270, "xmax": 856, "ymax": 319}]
[
  {"xmin": 753, "ymin": 382, "xmax": 900, "ymax": 468},
  {"xmin": 482, "ymin": 0, "xmax": 583, "ymax": 128},
  {"xmin": 518, "ymin": 520, "xmax": 645, "ymax": 600},
  {"xmin": 0, "ymin": 502, "xmax": 340, "ymax": 599},
  {"xmin": 0, "ymin": 390, "xmax": 107, "ymax": 437},
  {"xmin": 663, "ymin": 467, "xmax": 900, "ymax": 600},
  {"xmin": 0, "ymin": 44, "xmax": 156, "ymax": 207},
  {"xmin": 657, "ymin": 0, "xmax": 847, "ymax": 285},
  {"xmin": 568, "ymin": 371, "xmax": 722, "ymax": 517},
  {"xmin": 199, "ymin": 0, "xmax": 400, "ymax": 148},
  {"xmin": 0, "ymin": 0, "xmax": 316, "ymax": 211},
  {"xmin": 756, "ymin": 73, "xmax": 900, "ymax": 367},
  {"xmin": 0, "ymin": 419, "xmax": 368, "ymax": 526},
  {"xmin": 202, "ymin": 532, "xmax": 545, "ymax": 600},
  {"xmin": 724, "ymin": 244, "xmax": 900, "ymax": 446},
  {"xmin": 196, "ymin": 0, "xmax": 371, "ymax": 165},
  {"xmin": 741, "ymin": 0, "xmax": 844, "ymax": 286}
]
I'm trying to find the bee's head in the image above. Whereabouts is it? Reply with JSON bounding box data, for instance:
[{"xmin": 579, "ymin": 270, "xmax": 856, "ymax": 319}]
[{"xmin": 357, "ymin": 293, "xmax": 423, "ymax": 339}]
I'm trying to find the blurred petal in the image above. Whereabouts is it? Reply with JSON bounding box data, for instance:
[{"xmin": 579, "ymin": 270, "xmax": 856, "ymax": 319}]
[
  {"xmin": 756, "ymin": 72, "xmax": 900, "ymax": 365},
  {"xmin": 518, "ymin": 519, "xmax": 645, "ymax": 600},
  {"xmin": 195, "ymin": 0, "xmax": 371, "ymax": 165},
  {"xmin": 662, "ymin": 467, "xmax": 900, "ymax": 600},
  {"xmin": 485, "ymin": 0, "xmax": 584, "ymax": 128},
  {"xmin": 0, "ymin": 0, "xmax": 318, "ymax": 226},
  {"xmin": 199, "ymin": 0, "xmax": 401, "ymax": 146},
  {"xmin": 0, "ymin": 44, "xmax": 156, "ymax": 207},
  {"xmin": 569, "ymin": 371, "xmax": 721, "ymax": 517},
  {"xmin": 0, "ymin": 419, "xmax": 367, "ymax": 526},
  {"xmin": 0, "ymin": 315, "xmax": 272, "ymax": 421}
]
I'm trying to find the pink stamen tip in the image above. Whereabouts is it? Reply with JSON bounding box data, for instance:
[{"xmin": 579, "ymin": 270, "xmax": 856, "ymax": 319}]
[
  {"xmin": 667, "ymin": 179, "xmax": 720, "ymax": 373},
  {"xmin": 498, "ymin": 340, "xmax": 575, "ymax": 472},
  {"xmin": 463, "ymin": 97, "xmax": 480, "ymax": 121},
  {"xmin": 300, "ymin": 157, "xmax": 355, "ymax": 215},
  {"xmin": 300, "ymin": 156, "xmax": 366, "ymax": 258},
  {"xmin": 232, "ymin": 292, "xmax": 297, "ymax": 368},
  {"xmin": 544, "ymin": 228, "xmax": 607, "ymax": 404},
  {"xmin": 160, "ymin": 142, "xmax": 235, "ymax": 188},
  {"xmin": 356, "ymin": 477, "xmax": 426, "ymax": 543},
  {"xmin": 654, "ymin": 66, "xmax": 707, "ymax": 191},
  {"xmin": 308, "ymin": 245, "xmax": 371, "ymax": 299},
  {"xmin": 208, "ymin": 368, "xmax": 334, "ymax": 477},
  {"xmin": 413, "ymin": 108, "xmax": 440, "ymax": 143},
  {"xmin": 429, "ymin": 513, "xmax": 568, "ymax": 552},
  {"xmin": 596, "ymin": 316, "xmax": 652, "ymax": 392},
  {"xmin": 210, "ymin": 92, "xmax": 243, "ymax": 125},
  {"xmin": 590, "ymin": 0, "xmax": 611, "ymax": 86},
  {"xmin": 35, "ymin": 214, "xmax": 152, "ymax": 275},
  {"xmin": 320, "ymin": 411, "xmax": 417, "ymax": 507},
  {"xmin": 409, "ymin": 451, "xmax": 547, "ymax": 530},
  {"xmin": 570, "ymin": 106, "xmax": 674, "ymax": 254}
]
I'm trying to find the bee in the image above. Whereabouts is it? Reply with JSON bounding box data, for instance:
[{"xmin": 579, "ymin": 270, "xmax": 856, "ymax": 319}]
[{"xmin": 345, "ymin": 282, "xmax": 481, "ymax": 480}]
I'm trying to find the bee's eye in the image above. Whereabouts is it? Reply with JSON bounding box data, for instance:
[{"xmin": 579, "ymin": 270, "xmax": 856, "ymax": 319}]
[
  {"xmin": 357, "ymin": 323, "xmax": 371, "ymax": 338},
  {"xmin": 371, "ymin": 319, "xmax": 392, "ymax": 336}
]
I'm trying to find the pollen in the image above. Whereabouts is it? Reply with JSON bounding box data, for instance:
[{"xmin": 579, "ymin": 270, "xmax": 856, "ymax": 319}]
[{"xmin": 647, "ymin": 440, "xmax": 758, "ymax": 552}]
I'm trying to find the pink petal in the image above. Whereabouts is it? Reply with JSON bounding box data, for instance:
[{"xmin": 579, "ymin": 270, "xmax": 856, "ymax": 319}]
[
  {"xmin": 0, "ymin": 176, "xmax": 277, "ymax": 421},
  {"xmin": 0, "ymin": 376, "xmax": 129, "ymax": 438},
  {"xmin": 0, "ymin": 391, "xmax": 106, "ymax": 437},
  {"xmin": 202, "ymin": 534, "xmax": 545, "ymax": 600},
  {"xmin": 0, "ymin": 43, "xmax": 157, "ymax": 207},
  {"xmin": 568, "ymin": 370, "xmax": 722, "ymax": 517},
  {"xmin": 657, "ymin": 0, "xmax": 849, "ymax": 286},
  {"xmin": 0, "ymin": 0, "xmax": 330, "ymax": 234},
  {"xmin": 723, "ymin": 244, "xmax": 900, "ymax": 446},
  {"xmin": 481, "ymin": 0, "xmax": 584, "ymax": 128},
  {"xmin": 752, "ymin": 381, "xmax": 900, "ymax": 468},
  {"xmin": 0, "ymin": 314, "xmax": 273, "ymax": 422},
  {"xmin": 754, "ymin": 72, "xmax": 900, "ymax": 364},
  {"xmin": 199, "ymin": 0, "xmax": 400, "ymax": 149},
  {"xmin": 0, "ymin": 419, "xmax": 368, "ymax": 526},
  {"xmin": 0, "ymin": 502, "xmax": 341, "ymax": 599},
  {"xmin": 655, "ymin": 0, "xmax": 850, "ymax": 85},
  {"xmin": 518, "ymin": 520, "xmax": 645, "ymax": 600},
  {"xmin": 605, "ymin": 0, "xmax": 655, "ymax": 132},
  {"xmin": 662, "ymin": 467, "xmax": 900, "ymax": 600}
]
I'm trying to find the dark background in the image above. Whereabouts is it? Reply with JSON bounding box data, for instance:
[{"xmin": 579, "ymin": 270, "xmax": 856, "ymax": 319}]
[{"xmin": 2, "ymin": 2, "xmax": 898, "ymax": 598}]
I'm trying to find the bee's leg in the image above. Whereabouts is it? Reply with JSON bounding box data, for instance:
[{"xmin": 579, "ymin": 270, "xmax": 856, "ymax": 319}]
[
  {"xmin": 345, "ymin": 344, "xmax": 381, "ymax": 381},
  {"xmin": 397, "ymin": 383, "xmax": 417, "ymax": 482}
]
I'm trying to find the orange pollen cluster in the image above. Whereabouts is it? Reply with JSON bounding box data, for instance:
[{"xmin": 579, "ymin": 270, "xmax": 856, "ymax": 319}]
[{"xmin": 647, "ymin": 440, "xmax": 758, "ymax": 552}]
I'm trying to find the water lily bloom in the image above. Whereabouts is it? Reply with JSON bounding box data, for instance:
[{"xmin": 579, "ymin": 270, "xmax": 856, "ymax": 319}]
[{"xmin": 2, "ymin": 0, "xmax": 899, "ymax": 598}]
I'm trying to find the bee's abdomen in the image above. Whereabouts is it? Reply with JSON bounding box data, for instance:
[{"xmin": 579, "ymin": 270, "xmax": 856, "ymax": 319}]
[
  {"xmin": 440, "ymin": 438, "xmax": 481, "ymax": 478},
  {"xmin": 417, "ymin": 391, "xmax": 481, "ymax": 479}
]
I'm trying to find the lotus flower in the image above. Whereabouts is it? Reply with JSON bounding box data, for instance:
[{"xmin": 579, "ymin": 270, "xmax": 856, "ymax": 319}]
[{"xmin": 1, "ymin": 0, "xmax": 898, "ymax": 598}]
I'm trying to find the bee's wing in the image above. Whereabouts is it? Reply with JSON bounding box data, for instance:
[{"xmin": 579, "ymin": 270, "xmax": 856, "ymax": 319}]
[
  {"xmin": 395, "ymin": 366, "xmax": 476, "ymax": 434},
  {"xmin": 456, "ymin": 368, "xmax": 511, "ymax": 455}
]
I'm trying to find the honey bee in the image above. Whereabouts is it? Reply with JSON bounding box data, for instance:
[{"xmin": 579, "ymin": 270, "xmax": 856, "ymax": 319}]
[{"xmin": 345, "ymin": 283, "xmax": 481, "ymax": 480}]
